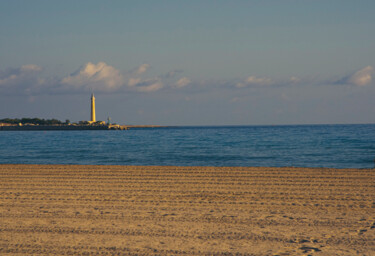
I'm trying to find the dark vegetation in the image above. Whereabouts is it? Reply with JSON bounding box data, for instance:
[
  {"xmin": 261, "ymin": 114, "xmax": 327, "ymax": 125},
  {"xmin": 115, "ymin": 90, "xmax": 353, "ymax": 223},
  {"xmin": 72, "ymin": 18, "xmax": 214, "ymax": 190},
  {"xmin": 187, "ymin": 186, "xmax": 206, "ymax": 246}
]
[
  {"xmin": 0, "ymin": 118, "xmax": 104, "ymax": 125},
  {"xmin": 0, "ymin": 118, "xmax": 65, "ymax": 125},
  {"xmin": 0, "ymin": 118, "xmax": 64, "ymax": 125}
]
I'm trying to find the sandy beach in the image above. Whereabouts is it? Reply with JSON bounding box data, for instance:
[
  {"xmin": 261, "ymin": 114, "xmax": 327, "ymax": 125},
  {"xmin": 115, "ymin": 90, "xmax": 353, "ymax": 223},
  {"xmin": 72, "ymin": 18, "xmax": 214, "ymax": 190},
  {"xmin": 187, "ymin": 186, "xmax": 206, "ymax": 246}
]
[{"xmin": 0, "ymin": 164, "xmax": 374, "ymax": 255}]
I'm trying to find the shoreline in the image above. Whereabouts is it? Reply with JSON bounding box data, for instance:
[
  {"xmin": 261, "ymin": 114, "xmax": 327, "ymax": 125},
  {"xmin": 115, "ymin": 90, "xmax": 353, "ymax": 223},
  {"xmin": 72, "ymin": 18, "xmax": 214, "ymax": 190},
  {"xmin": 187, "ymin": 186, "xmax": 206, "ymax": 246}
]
[
  {"xmin": 1, "ymin": 163, "xmax": 373, "ymax": 169},
  {"xmin": 1, "ymin": 163, "xmax": 373, "ymax": 170},
  {"xmin": 1, "ymin": 164, "xmax": 374, "ymax": 255},
  {"xmin": 0, "ymin": 124, "xmax": 167, "ymax": 131}
]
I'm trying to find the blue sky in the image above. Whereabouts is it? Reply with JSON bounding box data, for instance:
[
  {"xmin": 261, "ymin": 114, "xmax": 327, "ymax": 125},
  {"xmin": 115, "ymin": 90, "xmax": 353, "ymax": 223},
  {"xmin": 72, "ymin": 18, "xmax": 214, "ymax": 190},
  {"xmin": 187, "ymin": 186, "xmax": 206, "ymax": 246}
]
[{"xmin": 1, "ymin": 0, "xmax": 374, "ymax": 125}]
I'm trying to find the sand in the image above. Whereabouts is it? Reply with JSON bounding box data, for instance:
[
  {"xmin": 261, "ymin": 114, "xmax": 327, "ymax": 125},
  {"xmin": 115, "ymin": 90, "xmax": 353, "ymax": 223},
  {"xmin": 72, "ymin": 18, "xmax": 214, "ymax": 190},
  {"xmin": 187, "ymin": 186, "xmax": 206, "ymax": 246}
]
[{"xmin": 0, "ymin": 164, "xmax": 374, "ymax": 255}]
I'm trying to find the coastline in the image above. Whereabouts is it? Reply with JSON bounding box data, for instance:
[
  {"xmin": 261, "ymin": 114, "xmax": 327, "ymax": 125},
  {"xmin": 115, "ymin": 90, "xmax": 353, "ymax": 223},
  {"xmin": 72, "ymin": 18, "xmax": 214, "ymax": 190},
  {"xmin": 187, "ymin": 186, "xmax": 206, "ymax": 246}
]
[
  {"xmin": 0, "ymin": 164, "xmax": 374, "ymax": 255},
  {"xmin": 0, "ymin": 124, "xmax": 166, "ymax": 131}
]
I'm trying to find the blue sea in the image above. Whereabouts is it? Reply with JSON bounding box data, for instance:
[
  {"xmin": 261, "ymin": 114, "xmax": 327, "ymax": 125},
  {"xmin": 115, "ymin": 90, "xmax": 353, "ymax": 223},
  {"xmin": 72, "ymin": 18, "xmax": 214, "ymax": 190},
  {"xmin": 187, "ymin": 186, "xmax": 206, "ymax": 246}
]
[{"xmin": 0, "ymin": 124, "xmax": 374, "ymax": 168}]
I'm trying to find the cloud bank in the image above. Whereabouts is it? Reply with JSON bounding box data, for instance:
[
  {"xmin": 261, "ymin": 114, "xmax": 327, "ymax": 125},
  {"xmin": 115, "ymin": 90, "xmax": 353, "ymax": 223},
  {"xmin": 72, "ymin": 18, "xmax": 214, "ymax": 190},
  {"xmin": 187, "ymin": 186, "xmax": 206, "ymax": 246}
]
[
  {"xmin": 234, "ymin": 66, "xmax": 374, "ymax": 89},
  {"xmin": 0, "ymin": 63, "xmax": 372, "ymax": 96},
  {"xmin": 0, "ymin": 62, "xmax": 190, "ymax": 95}
]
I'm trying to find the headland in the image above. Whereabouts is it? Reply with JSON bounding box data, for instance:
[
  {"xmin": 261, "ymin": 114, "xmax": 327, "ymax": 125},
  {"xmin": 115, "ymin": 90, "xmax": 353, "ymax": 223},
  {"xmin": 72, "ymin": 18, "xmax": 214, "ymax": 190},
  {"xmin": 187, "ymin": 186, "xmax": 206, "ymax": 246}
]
[
  {"xmin": 0, "ymin": 118, "xmax": 165, "ymax": 131},
  {"xmin": 0, "ymin": 123, "xmax": 164, "ymax": 131},
  {"xmin": 0, "ymin": 94, "xmax": 165, "ymax": 131}
]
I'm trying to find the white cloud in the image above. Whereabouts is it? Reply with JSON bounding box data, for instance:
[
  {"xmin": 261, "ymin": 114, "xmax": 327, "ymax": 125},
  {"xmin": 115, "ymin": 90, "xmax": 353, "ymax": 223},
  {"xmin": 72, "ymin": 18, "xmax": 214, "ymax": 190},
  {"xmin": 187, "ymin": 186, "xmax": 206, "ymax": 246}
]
[
  {"xmin": 236, "ymin": 75, "xmax": 273, "ymax": 88},
  {"xmin": 126, "ymin": 77, "xmax": 164, "ymax": 92},
  {"xmin": 135, "ymin": 64, "xmax": 150, "ymax": 75},
  {"xmin": 136, "ymin": 81, "xmax": 163, "ymax": 92},
  {"xmin": 0, "ymin": 64, "xmax": 45, "ymax": 94},
  {"xmin": 347, "ymin": 66, "xmax": 373, "ymax": 86},
  {"xmin": 174, "ymin": 77, "xmax": 191, "ymax": 88},
  {"xmin": 128, "ymin": 78, "xmax": 141, "ymax": 87},
  {"xmin": 20, "ymin": 64, "xmax": 42, "ymax": 72},
  {"xmin": 61, "ymin": 62, "xmax": 124, "ymax": 92},
  {"xmin": 0, "ymin": 73, "xmax": 17, "ymax": 86},
  {"xmin": 0, "ymin": 65, "xmax": 43, "ymax": 86},
  {"xmin": 290, "ymin": 76, "xmax": 301, "ymax": 83},
  {"xmin": 246, "ymin": 76, "xmax": 273, "ymax": 85},
  {"xmin": 125, "ymin": 64, "xmax": 167, "ymax": 92}
]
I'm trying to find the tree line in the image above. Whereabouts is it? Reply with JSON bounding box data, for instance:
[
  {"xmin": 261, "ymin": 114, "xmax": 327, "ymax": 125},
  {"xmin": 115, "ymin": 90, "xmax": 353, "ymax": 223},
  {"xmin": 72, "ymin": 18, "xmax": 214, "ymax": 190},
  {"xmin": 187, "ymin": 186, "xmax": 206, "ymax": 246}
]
[{"xmin": 0, "ymin": 118, "xmax": 69, "ymax": 125}]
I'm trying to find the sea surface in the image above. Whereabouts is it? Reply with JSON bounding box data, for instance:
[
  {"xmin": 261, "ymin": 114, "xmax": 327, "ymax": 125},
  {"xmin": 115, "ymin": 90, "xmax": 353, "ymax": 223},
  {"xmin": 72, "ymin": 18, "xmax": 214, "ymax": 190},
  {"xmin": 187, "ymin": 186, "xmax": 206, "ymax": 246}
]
[{"xmin": 0, "ymin": 124, "xmax": 374, "ymax": 168}]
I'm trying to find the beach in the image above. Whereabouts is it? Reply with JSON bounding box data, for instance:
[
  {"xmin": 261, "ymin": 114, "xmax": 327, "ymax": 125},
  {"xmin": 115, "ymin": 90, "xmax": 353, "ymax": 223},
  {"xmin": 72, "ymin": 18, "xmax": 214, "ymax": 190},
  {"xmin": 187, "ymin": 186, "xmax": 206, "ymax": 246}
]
[{"xmin": 0, "ymin": 164, "xmax": 374, "ymax": 255}]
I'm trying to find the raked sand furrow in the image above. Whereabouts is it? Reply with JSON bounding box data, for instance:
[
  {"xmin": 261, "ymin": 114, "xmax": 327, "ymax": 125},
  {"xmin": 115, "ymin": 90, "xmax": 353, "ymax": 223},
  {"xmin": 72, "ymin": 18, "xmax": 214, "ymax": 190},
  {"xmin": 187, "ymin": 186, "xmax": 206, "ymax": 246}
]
[{"xmin": 0, "ymin": 164, "xmax": 374, "ymax": 255}]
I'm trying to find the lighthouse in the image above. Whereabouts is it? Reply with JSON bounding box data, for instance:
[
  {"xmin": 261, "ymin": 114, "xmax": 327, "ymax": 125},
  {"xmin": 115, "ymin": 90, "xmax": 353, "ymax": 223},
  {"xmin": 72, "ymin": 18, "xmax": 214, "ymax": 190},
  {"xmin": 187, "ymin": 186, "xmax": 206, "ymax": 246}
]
[{"xmin": 91, "ymin": 93, "xmax": 96, "ymax": 122}]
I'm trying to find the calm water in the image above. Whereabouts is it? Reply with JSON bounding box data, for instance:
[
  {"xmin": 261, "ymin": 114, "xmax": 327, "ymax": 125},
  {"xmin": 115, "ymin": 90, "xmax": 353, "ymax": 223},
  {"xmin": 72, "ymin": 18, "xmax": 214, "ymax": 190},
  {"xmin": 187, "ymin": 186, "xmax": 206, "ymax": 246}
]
[{"xmin": 0, "ymin": 124, "xmax": 374, "ymax": 168}]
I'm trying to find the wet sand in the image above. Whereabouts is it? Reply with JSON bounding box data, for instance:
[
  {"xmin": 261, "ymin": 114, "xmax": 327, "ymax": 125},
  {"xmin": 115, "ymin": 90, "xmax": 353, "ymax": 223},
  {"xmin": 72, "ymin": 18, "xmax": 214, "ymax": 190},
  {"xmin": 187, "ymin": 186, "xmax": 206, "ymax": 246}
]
[{"xmin": 0, "ymin": 164, "xmax": 374, "ymax": 255}]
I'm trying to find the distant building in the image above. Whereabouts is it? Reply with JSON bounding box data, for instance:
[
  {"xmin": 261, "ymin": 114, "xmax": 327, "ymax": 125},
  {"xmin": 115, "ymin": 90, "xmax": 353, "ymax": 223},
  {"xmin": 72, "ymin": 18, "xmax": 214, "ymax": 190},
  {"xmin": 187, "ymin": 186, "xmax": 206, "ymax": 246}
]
[{"xmin": 0, "ymin": 123, "xmax": 13, "ymax": 126}]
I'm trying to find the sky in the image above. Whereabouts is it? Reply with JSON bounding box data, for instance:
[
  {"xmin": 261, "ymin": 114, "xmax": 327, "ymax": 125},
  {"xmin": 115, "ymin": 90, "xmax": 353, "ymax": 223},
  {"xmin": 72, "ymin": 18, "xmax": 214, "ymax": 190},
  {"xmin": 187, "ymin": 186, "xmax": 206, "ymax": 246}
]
[{"xmin": 1, "ymin": 0, "xmax": 375, "ymax": 125}]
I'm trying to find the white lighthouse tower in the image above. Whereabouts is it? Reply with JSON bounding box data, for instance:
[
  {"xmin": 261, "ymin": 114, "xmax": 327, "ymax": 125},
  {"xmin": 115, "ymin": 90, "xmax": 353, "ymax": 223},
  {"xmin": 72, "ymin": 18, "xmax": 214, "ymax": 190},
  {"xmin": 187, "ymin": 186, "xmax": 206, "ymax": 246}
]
[{"xmin": 90, "ymin": 93, "xmax": 96, "ymax": 122}]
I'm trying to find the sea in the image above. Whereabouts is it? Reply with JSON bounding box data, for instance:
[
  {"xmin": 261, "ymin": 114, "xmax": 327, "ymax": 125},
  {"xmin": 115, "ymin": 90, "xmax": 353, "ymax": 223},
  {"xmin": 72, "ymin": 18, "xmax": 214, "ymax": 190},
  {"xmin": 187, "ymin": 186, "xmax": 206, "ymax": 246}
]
[{"xmin": 0, "ymin": 124, "xmax": 374, "ymax": 168}]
